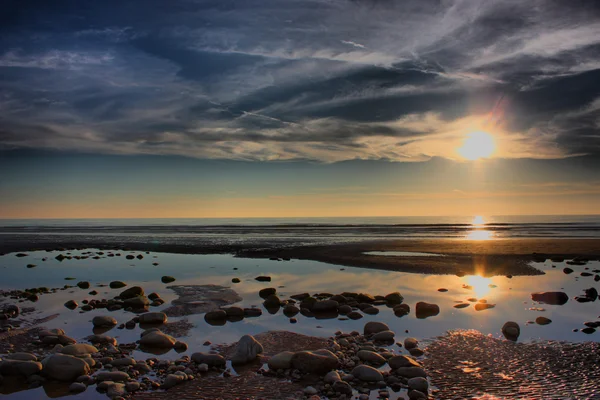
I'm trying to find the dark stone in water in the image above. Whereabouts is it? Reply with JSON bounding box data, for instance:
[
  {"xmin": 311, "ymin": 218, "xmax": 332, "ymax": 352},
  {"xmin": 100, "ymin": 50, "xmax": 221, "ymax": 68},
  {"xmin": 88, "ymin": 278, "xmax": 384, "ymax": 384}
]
[
  {"xmin": 531, "ymin": 292, "xmax": 569, "ymax": 305},
  {"xmin": 502, "ymin": 321, "xmax": 520, "ymax": 341},
  {"xmin": 415, "ymin": 302, "xmax": 439, "ymax": 319},
  {"xmin": 394, "ymin": 304, "xmax": 410, "ymax": 317},
  {"xmin": 563, "ymin": 268, "xmax": 574, "ymax": 274},
  {"xmin": 581, "ymin": 327, "xmax": 596, "ymax": 334},
  {"xmin": 161, "ymin": 276, "xmax": 176, "ymax": 284},
  {"xmin": 255, "ymin": 276, "xmax": 271, "ymax": 282},
  {"xmin": 110, "ymin": 281, "xmax": 127, "ymax": 289},
  {"xmin": 535, "ymin": 317, "xmax": 552, "ymax": 325},
  {"xmin": 474, "ymin": 303, "xmax": 495, "ymax": 311},
  {"xmin": 584, "ymin": 287, "xmax": 598, "ymax": 301},
  {"xmin": 259, "ymin": 288, "xmax": 277, "ymax": 299},
  {"xmin": 453, "ymin": 303, "xmax": 470, "ymax": 309}
]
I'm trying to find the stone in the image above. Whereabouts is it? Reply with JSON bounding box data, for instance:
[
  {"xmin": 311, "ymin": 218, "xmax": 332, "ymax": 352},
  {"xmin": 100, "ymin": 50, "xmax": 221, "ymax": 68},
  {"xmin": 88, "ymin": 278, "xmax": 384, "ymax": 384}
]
[
  {"xmin": 259, "ymin": 288, "xmax": 277, "ymax": 298},
  {"xmin": 87, "ymin": 334, "xmax": 117, "ymax": 346},
  {"xmin": 231, "ymin": 335, "xmax": 264, "ymax": 365},
  {"xmin": 124, "ymin": 296, "xmax": 150, "ymax": 309},
  {"xmin": 304, "ymin": 386, "xmax": 318, "ymax": 395},
  {"xmin": 347, "ymin": 311, "xmax": 363, "ymax": 320},
  {"xmin": 338, "ymin": 304, "xmax": 352, "ymax": 315},
  {"xmin": 205, "ymin": 310, "xmax": 227, "ymax": 320},
  {"xmin": 333, "ymin": 380, "xmax": 353, "ymax": 395},
  {"xmin": 0, "ymin": 360, "xmax": 43, "ymax": 377},
  {"xmin": 96, "ymin": 371, "xmax": 130, "ymax": 382},
  {"xmin": 536, "ymin": 316, "xmax": 552, "ymax": 325},
  {"xmin": 77, "ymin": 281, "xmax": 90, "ymax": 289},
  {"xmin": 409, "ymin": 348, "xmax": 424, "ymax": 357},
  {"xmin": 163, "ymin": 373, "xmax": 186, "ymax": 389},
  {"xmin": 139, "ymin": 330, "xmax": 176, "ymax": 348},
  {"xmin": 197, "ymin": 363, "xmax": 209, "ymax": 372},
  {"xmin": 267, "ymin": 351, "xmax": 295, "ymax": 370},
  {"xmin": 409, "ymin": 389, "xmax": 428, "ymax": 399},
  {"xmin": 161, "ymin": 276, "xmax": 176, "ymax": 283},
  {"xmin": 385, "ymin": 292, "xmax": 404, "ymax": 304},
  {"xmin": 64, "ymin": 300, "xmax": 78, "ymax": 310},
  {"xmin": 69, "ymin": 382, "xmax": 87, "ymax": 393},
  {"xmin": 389, "ymin": 355, "xmax": 422, "ymax": 369},
  {"xmin": 408, "ymin": 377, "xmax": 428, "ymax": 392},
  {"xmin": 291, "ymin": 350, "xmax": 339, "ymax": 374},
  {"xmin": 255, "ymin": 276, "xmax": 271, "ymax": 282},
  {"xmin": 357, "ymin": 350, "xmax": 386, "ymax": 366},
  {"xmin": 191, "ymin": 352, "xmax": 226, "ymax": 367},
  {"xmin": 394, "ymin": 367, "xmax": 427, "ymax": 378},
  {"xmin": 109, "ymin": 281, "xmax": 127, "ymax": 289},
  {"xmin": 174, "ymin": 341, "xmax": 188, "ymax": 352},
  {"xmin": 283, "ymin": 305, "xmax": 300, "ymax": 317},
  {"xmin": 415, "ymin": 302, "xmax": 440, "ymax": 319},
  {"xmin": 111, "ymin": 358, "xmax": 136, "ymax": 367},
  {"xmin": 502, "ymin": 321, "xmax": 521, "ymax": 341},
  {"xmin": 475, "ymin": 303, "xmax": 496, "ymax": 311},
  {"xmin": 351, "ymin": 365, "xmax": 383, "ymax": 382},
  {"xmin": 42, "ymin": 354, "xmax": 90, "ymax": 381},
  {"xmin": 120, "ymin": 286, "xmax": 144, "ymax": 299},
  {"xmin": 126, "ymin": 381, "xmax": 141, "ymax": 392},
  {"xmin": 92, "ymin": 316, "xmax": 117, "ymax": 328},
  {"xmin": 60, "ymin": 344, "xmax": 99, "ymax": 356},
  {"xmin": 393, "ymin": 304, "xmax": 410, "ymax": 317},
  {"xmin": 263, "ymin": 294, "xmax": 281, "ymax": 308},
  {"xmin": 107, "ymin": 382, "xmax": 126, "ymax": 397},
  {"xmin": 324, "ymin": 370, "xmax": 341, "ymax": 383},
  {"xmin": 313, "ymin": 300, "xmax": 339, "ymax": 312},
  {"xmin": 372, "ymin": 330, "xmax": 395, "ymax": 341},
  {"xmin": 531, "ymin": 292, "xmax": 569, "ymax": 305},
  {"xmin": 5, "ymin": 352, "xmax": 37, "ymax": 361},
  {"xmin": 139, "ymin": 312, "xmax": 168, "ymax": 325},
  {"xmin": 363, "ymin": 306, "xmax": 379, "ymax": 315},
  {"xmin": 364, "ymin": 321, "xmax": 390, "ymax": 335}
]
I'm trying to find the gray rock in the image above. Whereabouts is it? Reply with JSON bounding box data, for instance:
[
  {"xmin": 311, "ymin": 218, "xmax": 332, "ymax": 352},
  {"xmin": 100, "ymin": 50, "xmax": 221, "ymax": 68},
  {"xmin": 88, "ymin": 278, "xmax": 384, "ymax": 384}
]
[
  {"xmin": 304, "ymin": 386, "xmax": 318, "ymax": 395},
  {"xmin": 197, "ymin": 363, "xmax": 209, "ymax": 372},
  {"xmin": 191, "ymin": 352, "xmax": 226, "ymax": 367},
  {"xmin": 291, "ymin": 349, "xmax": 339, "ymax": 374},
  {"xmin": 231, "ymin": 335, "xmax": 264, "ymax": 365},
  {"xmin": 351, "ymin": 365, "xmax": 383, "ymax": 382},
  {"xmin": 42, "ymin": 354, "xmax": 90, "ymax": 381},
  {"xmin": 106, "ymin": 382, "xmax": 126, "ymax": 397},
  {"xmin": 357, "ymin": 350, "xmax": 386, "ymax": 366},
  {"xmin": 267, "ymin": 351, "xmax": 295, "ymax": 370},
  {"xmin": 408, "ymin": 377, "xmax": 429, "ymax": 392},
  {"xmin": 364, "ymin": 321, "xmax": 389, "ymax": 335}
]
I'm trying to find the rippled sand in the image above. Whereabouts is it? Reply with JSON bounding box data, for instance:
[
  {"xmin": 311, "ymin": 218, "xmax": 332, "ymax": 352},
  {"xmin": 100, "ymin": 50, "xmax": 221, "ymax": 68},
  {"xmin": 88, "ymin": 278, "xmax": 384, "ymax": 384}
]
[{"xmin": 423, "ymin": 330, "xmax": 600, "ymax": 399}]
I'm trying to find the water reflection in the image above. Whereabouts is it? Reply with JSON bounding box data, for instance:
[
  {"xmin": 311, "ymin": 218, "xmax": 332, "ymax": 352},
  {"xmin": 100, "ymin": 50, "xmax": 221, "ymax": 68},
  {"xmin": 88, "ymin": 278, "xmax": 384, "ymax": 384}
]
[
  {"xmin": 467, "ymin": 230, "xmax": 493, "ymax": 240},
  {"xmin": 464, "ymin": 275, "xmax": 493, "ymax": 298}
]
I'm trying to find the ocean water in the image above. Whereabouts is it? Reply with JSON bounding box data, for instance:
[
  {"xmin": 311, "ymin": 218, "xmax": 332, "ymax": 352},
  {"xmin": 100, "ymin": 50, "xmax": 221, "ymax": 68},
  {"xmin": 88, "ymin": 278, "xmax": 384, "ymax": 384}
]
[{"xmin": 1, "ymin": 215, "xmax": 600, "ymax": 241}]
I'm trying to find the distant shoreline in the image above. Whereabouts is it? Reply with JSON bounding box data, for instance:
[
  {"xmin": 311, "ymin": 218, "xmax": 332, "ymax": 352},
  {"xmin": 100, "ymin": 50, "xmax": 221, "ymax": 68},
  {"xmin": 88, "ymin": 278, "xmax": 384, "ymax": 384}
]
[{"xmin": 2, "ymin": 236, "xmax": 600, "ymax": 276}]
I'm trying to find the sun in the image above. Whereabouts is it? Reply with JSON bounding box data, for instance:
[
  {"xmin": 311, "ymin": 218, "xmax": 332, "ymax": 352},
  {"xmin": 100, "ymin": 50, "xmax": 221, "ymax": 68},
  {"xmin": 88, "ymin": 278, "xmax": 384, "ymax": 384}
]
[{"xmin": 458, "ymin": 131, "xmax": 496, "ymax": 160}]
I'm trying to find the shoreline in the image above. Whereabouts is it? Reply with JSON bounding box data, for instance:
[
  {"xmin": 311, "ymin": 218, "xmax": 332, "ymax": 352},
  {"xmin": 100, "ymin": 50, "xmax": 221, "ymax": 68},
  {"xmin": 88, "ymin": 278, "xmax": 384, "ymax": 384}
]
[{"xmin": 2, "ymin": 237, "xmax": 600, "ymax": 276}]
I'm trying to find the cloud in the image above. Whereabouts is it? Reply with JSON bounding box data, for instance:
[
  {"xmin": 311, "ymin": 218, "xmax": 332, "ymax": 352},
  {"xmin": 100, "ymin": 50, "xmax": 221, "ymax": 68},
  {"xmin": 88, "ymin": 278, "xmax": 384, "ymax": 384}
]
[{"xmin": 0, "ymin": 0, "xmax": 599, "ymax": 162}]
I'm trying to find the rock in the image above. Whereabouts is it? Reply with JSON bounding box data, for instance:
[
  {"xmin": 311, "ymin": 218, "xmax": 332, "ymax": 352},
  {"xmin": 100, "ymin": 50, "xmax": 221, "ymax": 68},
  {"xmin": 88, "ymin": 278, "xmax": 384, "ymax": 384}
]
[
  {"xmin": 535, "ymin": 316, "xmax": 552, "ymax": 325},
  {"xmin": 395, "ymin": 367, "xmax": 427, "ymax": 378},
  {"xmin": 409, "ymin": 348, "xmax": 424, "ymax": 357},
  {"xmin": 126, "ymin": 381, "xmax": 141, "ymax": 392},
  {"xmin": 304, "ymin": 386, "xmax": 318, "ymax": 395},
  {"xmin": 372, "ymin": 330, "xmax": 395, "ymax": 342},
  {"xmin": 60, "ymin": 344, "xmax": 98, "ymax": 356},
  {"xmin": 338, "ymin": 305, "xmax": 352, "ymax": 315},
  {"xmin": 77, "ymin": 281, "xmax": 90, "ymax": 289},
  {"xmin": 283, "ymin": 305, "xmax": 300, "ymax": 317},
  {"xmin": 291, "ymin": 350, "xmax": 339, "ymax": 374},
  {"xmin": 454, "ymin": 303, "xmax": 470, "ymax": 309},
  {"xmin": 584, "ymin": 287, "xmax": 599, "ymax": 301},
  {"xmin": 389, "ymin": 355, "xmax": 421, "ymax": 369},
  {"xmin": 161, "ymin": 276, "xmax": 176, "ymax": 284},
  {"xmin": 255, "ymin": 276, "xmax": 271, "ymax": 282},
  {"xmin": 563, "ymin": 267, "xmax": 574, "ymax": 274},
  {"xmin": 243, "ymin": 308, "xmax": 262, "ymax": 317},
  {"xmin": 95, "ymin": 371, "xmax": 130, "ymax": 382},
  {"xmin": 531, "ymin": 292, "xmax": 569, "ymax": 305},
  {"xmin": 205, "ymin": 310, "xmax": 227, "ymax": 320},
  {"xmin": 124, "ymin": 296, "xmax": 150, "ymax": 309},
  {"xmin": 347, "ymin": 311, "xmax": 363, "ymax": 320},
  {"xmin": 408, "ymin": 377, "xmax": 428, "ymax": 392},
  {"xmin": 163, "ymin": 373, "xmax": 186, "ymax": 389},
  {"xmin": 502, "ymin": 321, "xmax": 521, "ymax": 341},
  {"xmin": 324, "ymin": 370, "xmax": 341, "ymax": 383},
  {"xmin": 582, "ymin": 327, "xmax": 596, "ymax": 334},
  {"xmin": 111, "ymin": 358, "xmax": 136, "ymax": 367},
  {"xmin": 263, "ymin": 294, "xmax": 281, "ymax": 308},
  {"xmin": 0, "ymin": 360, "xmax": 43, "ymax": 377},
  {"xmin": 197, "ymin": 363, "xmax": 209, "ymax": 372},
  {"xmin": 5, "ymin": 352, "xmax": 37, "ymax": 361},
  {"xmin": 404, "ymin": 338, "xmax": 419, "ymax": 350},
  {"xmin": 357, "ymin": 350, "xmax": 386, "ymax": 366},
  {"xmin": 231, "ymin": 335, "xmax": 264, "ymax": 365},
  {"xmin": 333, "ymin": 380, "xmax": 353, "ymax": 395},
  {"xmin": 120, "ymin": 286, "xmax": 144, "ymax": 299},
  {"xmin": 139, "ymin": 330, "xmax": 176, "ymax": 348},
  {"xmin": 363, "ymin": 306, "xmax": 379, "ymax": 315},
  {"xmin": 385, "ymin": 292, "xmax": 404, "ymax": 304},
  {"xmin": 109, "ymin": 281, "xmax": 127, "ymax": 289},
  {"xmin": 351, "ymin": 365, "xmax": 383, "ymax": 382},
  {"xmin": 88, "ymin": 334, "xmax": 117, "ymax": 345},
  {"xmin": 313, "ymin": 300, "xmax": 339, "ymax": 312},
  {"xmin": 475, "ymin": 303, "xmax": 496, "ymax": 311},
  {"xmin": 364, "ymin": 321, "xmax": 390, "ymax": 335},
  {"xmin": 92, "ymin": 316, "xmax": 117, "ymax": 328},
  {"xmin": 231, "ymin": 278, "xmax": 241, "ymax": 283},
  {"xmin": 107, "ymin": 382, "xmax": 126, "ymax": 397},
  {"xmin": 42, "ymin": 335, "xmax": 77, "ymax": 346},
  {"xmin": 174, "ymin": 341, "xmax": 188, "ymax": 353},
  {"xmin": 267, "ymin": 351, "xmax": 295, "ymax": 370},
  {"xmin": 64, "ymin": 300, "xmax": 78, "ymax": 310},
  {"xmin": 259, "ymin": 288, "xmax": 277, "ymax": 298},
  {"xmin": 393, "ymin": 304, "xmax": 410, "ymax": 317},
  {"xmin": 139, "ymin": 312, "xmax": 168, "ymax": 325},
  {"xmin": 223, "ymin": 306, "xmax": 245, "ymax": 317},
  {"xmin": 69, "ymin": 382, "xmax": 87, "ymax": 393},
  {"xmin": 191, "ymin": 352, "xmax": 226, "ymax": 367},
  {"xmin": 42, "ymin": 354, "xmax": 90, "ymax": 381},
  {"xmin": 415, "ymin": 302, "xmax": 440, "ymax": 319}
]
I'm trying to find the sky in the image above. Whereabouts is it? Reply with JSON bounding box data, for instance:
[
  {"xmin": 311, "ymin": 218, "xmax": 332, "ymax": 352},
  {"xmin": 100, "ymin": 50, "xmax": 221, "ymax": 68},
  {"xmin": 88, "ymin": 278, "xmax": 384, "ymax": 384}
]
[{"xmin": 1, "ymin": 0, "xmax": 599, "ymax": 218}]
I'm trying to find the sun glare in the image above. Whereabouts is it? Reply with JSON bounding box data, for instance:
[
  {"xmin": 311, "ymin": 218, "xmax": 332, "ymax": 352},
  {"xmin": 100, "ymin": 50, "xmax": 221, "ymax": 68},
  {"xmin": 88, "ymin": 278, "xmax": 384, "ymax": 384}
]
[
  {"xmin": 472, "ymin": 215, "xmax": 485, "ymax": 225},
  {"xmin": 465, "ymin": 275, "xmax": 493, "ymax": 298},
  {"xmin": 458, "ymin": 131, "xmax": 496, "ymax": 160}
]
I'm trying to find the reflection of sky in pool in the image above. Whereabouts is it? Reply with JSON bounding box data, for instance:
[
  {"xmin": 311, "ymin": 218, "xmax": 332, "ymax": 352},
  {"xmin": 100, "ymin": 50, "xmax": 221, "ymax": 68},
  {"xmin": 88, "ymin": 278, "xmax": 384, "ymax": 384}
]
[
  {"xmin": 363, "ymin": 251, "xmax": 444, "ymax": 257},
  {"xmin": 1, "ymin": 250, "xmax": 599, "ymax": 398}
]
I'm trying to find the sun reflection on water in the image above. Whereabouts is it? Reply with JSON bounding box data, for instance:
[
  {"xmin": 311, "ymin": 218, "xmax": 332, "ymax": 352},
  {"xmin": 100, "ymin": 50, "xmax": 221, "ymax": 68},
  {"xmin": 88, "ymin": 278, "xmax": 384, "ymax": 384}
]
[
  {"xmin": 465, "ymin": 275, "xmax": 492, "ymax": 298},
  {"xmin": 467, "ymin": 215, "xmax": 493, "ymax": 240}
]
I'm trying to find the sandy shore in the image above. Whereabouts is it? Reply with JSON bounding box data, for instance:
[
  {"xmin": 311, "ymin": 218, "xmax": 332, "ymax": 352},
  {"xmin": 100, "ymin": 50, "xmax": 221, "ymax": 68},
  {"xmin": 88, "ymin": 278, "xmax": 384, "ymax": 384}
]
[{"xmin": 2, "ymin": 237, "xmax": 600, "ymax": 276}]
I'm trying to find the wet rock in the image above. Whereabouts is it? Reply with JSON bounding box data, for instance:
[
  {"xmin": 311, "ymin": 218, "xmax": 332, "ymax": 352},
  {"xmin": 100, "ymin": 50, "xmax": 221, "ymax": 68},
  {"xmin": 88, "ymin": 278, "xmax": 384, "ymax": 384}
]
[
  {"xmin": 395, "ymin": 367, "xmax": 427, "ymax": 378},
  {"xmin": 174, "ymin": 341, "xmax": 188, "ymax": 353},
  {"xmin": 5, "ymin": 352, "xmax": 37, "ymax": 362},
  {"xmin": 139, "ymin": 330, "xmax": 176, "ymax": 348},
  {"xmin": 364, "ymin": 321, "xmax": 389, "ymax": 335},
  {"xmin": 64, "ymin": 300, "xmax": 79, "ymax": 310},
  {"xmin": 291, "ymin": 350, "xmax": 339, "ymax": 374},
  {"xmin": 324, "ymin": 370, "xmax": 341, "ymax": 383},
  {"xmin": 363, "ymin": 306, "xmax": 379, "ymax": 315},
  {"xmin": 223, "ymin": 306, "xmax": 245, "ymax": 318},
  {"xmin": 92, "ymin": 316, "xmax": 117, "ymax": 328},
  {"xmin": 502, "ymin": 321, "xmax": 521, "ymax": 341},
  {"xmin": 191, "ymin": 352, "xmax": 226, "ymax": 367},
  {"xmin": 404, "ymin": 337, "xmax": 419, "ymax": 350},
  {"xmin": 474, "ymin": 303, "xmax": 496, "ymax": 311},
  {"xmin": 139, "ymin": 312, "xmax": 168, "ymax": 325},
  {"xmin": 263, "ymin": 294, "xmax": 281, "ymax": 308},
  {"xmin": 120, "ymin": 286, "xmax": 144, "ymax": 299},
  {"xmin": 231, "ymin": 335, "xmax": 264, "ymax": 365},
  {"xmin": 584, "ymin": 287, "xmax": 598, "ymax": 301},
  {"xmin": 409, "ymin": 348, "xmax": 424, "ymax": 357},
  {"xmin": 389, "ymin": 355, "xmax": 421, "ymax": 369},
  {"xmin": 42, "ymin": 335, "xmax": 77, "ymax": 346},
  {"xmin": 109, "ymin": 281, "xmax": 127, "ymax": 289},
  {"xmin": 161, "ymin": 276, "xmax": 176, "ymax": 284},
  {"xmin": 313, "ymin": 300, "xmax": 339, "ymax": 312},
  {"xmin": 42, "ymin": 354, "xmax": 90, "ymax": 381},
  {"xmin": 563, "ymin": 268, "xmax": 574, "ymax": 274},
  {"xmin": 535, "ymin": 317, "xmax": 552, "ymax": 325},
  {"xmin": 163, "ymin": 373, "xmax": 187, "ymax": 389},
  {"xmin": 243, "ymin": 308, "xmax": 262, "ymax": 317},
  {"xmin": 357, "ymin": 350, "xmax": 386, "ymax": 366},
  {"xmin": 0, "ymin": 360, "xmax": 43, "ymax": 377},
  {"xmin": 60, "ymin": 344, "xmax": 98, "ymax": 356},
  {"xmin": 454, "ymin": 303, "xmax": 470, "ymax": 309},
  {"xmin": 347, "ymin": 311, "xmax": 363, "ymax": 320},
  {"xmin": 290, "ymin": 293, "xmax": 310, "ymax": 301},
  {"xmin": 259, "ymin": 288, "xmax": 277, "ymax": 298},
  {"xmin": 255, "ymin": 276, "xmax": 271, "ymax": 282},
  {"xmin": 408, "ymin": 377, "xmax": 428, "ymax": 392},
  {"xmin": 385, "ymin": 292, "xmax": 404, "ymax": 304},
  {"xmin": 283, "ymin": 305, "xmax": 300, "ymax": 317},
  {"xmin": 415, "ymin": 302, "xmax": 440, "ymax": 319},
  {"xmin": 106, "ymin": 383, "xmax": 127, "ymax": 397},
  {"xmin": 76, "ymin": 281, "xmax": 90, "ymax": 289},
  {"xmin": 581, "ymin": 327, "xmax": 596, "ymax": 334},
  {"xmin": 96, "ymin": 371, "xmax": 130, "ymax": 382},
  {"xmin": 393, "ymin": 304, "xmax": 410, "ymax": 317},
  {"xmin": 531, "ymin": 292, "xmax": 569, "ymax": 305},
  {"xmin": 351, "ymin": 364, "xmax": 383, "ymax": 382},
  {"xmin": 69, "ymin": 382, "xmax": 87, "ymax": 393},
  {"xmin": 338, "ymin": 304, "xmax": 352, "ymax": 315},
  {"xmin": 123, "ymin": 296, "xmax": 150, "ymax": 309},
  {"xmin": 231, "ymin": 278, "xmax": 241, "ymax": 283},
  {"xmin": 372, "ymin": 330, "xmax": 395, "ymax": 342},
  {"xmin": 267, "ymin": 351, "xmax": 295, "ymax": 370}
]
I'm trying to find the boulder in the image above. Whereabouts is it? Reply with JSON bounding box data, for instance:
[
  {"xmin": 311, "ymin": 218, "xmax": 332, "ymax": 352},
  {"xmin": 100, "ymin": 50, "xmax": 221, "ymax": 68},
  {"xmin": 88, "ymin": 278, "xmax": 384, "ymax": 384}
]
[
  {"xmin": 92, "ymin": 316, "xmax": 117, "ymax": 328},
  {"xmin": 372, "ymin": 330, "xmax": 395, "ymax": 342},
  {"xmin": 191, "ymin": 352, "xmax": 226, "ymax": 367},
  {"xmin": 0, "ymin": 360, "xmax": 43, "ymax": 377},
  {"xmin": 357, "ymin": 350, "xmax": 386, "ymax": 366},
  {"xmin": 42, "ymin": 354, "xmax": 90, "ymax": 381},
  {"xmin": 351, "ymin": 364, "xmax": 383, "ymax": 382},
  {"xmin": 139, "ymin": 330, "xmax": 176, "ymax": 348},
  {"xmin": 404, "ymin": 337, "xmax": 419, "ymax": 350},
  {"xmin": 267, "ymin": 351, "xmax": 295, "ymax": 370},
  {"xmin": 120, "ymin": 286, "xmax": 144, "ymax": 299},
  {"xmin": 531, "ymin": 292, "xmax": 569, "ymax": 305},
  {"xmin": 5, "ymin": 352, "xmax": 37, "ymax": 361},
  {"xmin": 393, "ymin": 303, "xmax": 411, "ymax": 317},
  {"xmin": 312, "ymin": 300, "xmax": 339, "ymax": 312},
  {"xmin": 415, "ymin": 302, "xmax": 440, "ymax": 319},
  {"xmin": 263, "ymin": 295, "xmax": 281, "ymax": 308},
  {"xmin": 95, "ymin": 371, "xmax": 130, "ymax": 382},
  {"xmin": 502, "ymin": 321, "xmax": 520, "ymax": 341},
  {"xmin": 394, "ymin": 367, "xmax": 427, "ymax": 378},
  {"xmin": 60, "ymin": 344, "xmax": 99, "ymax": 356},
  {"xmin": 138, "ymin": 312, "xmax": 167, "ymax": 325},
  {"xmin": 290, "ymin": 350, "xmax": 339, "ymax": 374},
  {"xmin": 231, "ymin": 335, "xmax": 264, "ymax": 365},
  {"xmin": 389, "ymin": 355, "xmax": 421, "ymax": 369},
  {"xmin": 364, "ymin": 321, "xmax": 389, "ymax": 335}
]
